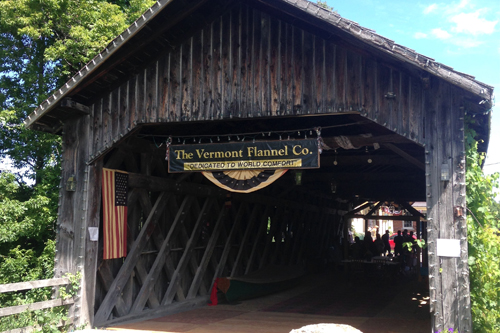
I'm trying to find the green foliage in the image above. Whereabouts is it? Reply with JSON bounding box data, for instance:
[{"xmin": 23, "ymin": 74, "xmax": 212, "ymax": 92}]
[
  {"xmin": 315, "ymin": 0, "xmax": 335, "ymax": 12},
  {"xmin": 465, "ymin": 118, "xmax": 500, "ymax": 332},
  {"xmin": 0, "ymin": 306, "xmax": 69, "ymax": 333},
  {"xmin": 0, "ymin": 0, "xmax": 156, "ymax": 331},
  {"xmin": 59, "ymin": 272, "xmax": 82, "ymax": 300}
]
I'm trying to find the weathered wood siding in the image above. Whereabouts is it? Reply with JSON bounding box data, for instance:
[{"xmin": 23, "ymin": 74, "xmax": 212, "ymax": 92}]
[
  {"xmin": 56, "ymin": 114, "xmax": 102, "ymax": 325},
  {"xmin": 88, "ymin": 4, "xmax": 444, "ymax": 159},
  {"xmin": 424, "ymin": 81, "xmax": 471, "ymax": 332}
]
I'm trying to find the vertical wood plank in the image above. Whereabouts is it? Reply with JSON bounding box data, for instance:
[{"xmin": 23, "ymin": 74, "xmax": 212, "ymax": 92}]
[
  {"xmin": 102, "ymin": 93, "xmax": 111, "ymax": 149},
  {"xmin": 317, "ymin": 38, "xmax": 326, "ymax": 114},
  {"xmin": 409, "ymin": 76, "xmax": 423, "ymax": 143},
  {"xmin": 232, "ymin": 7, "xmax": 241, "ymax": 118},
  {"xmin": 110, "ymin": 89, "xmax": 119, "ymax": 141},
  {"xmin": 221, "ymin": 12, "xmax": 231, "ymax": 118},
  {"xmin": 284, "ymin": 23, "xmax": 293, "ymax": 115},
  {"xmin": 362, "ymin": 57, "xmax": 376, "ymax": 119},
  {"xmin": 324, "ymin": 41, "xmax": 335, "ymax": 113},
  {"xmin": 80, "ymin": 158, "xmax": 102, "ymax": 326},
  {"xmin": 334, "ymin": 46, "xmax": 346, "ymax": 112},
  {"xmin": 180, "ymin": 40, "xmax": 191, "ymax": 121},
  {"xmin": 240, "ymin": 6, "xmax": 250, "ymax": 118},
  {"xmin": 292, "ymin": 26, "xmax": 302, "ymax": 114},
  {"xmin": 137, "ymin": 69, "xmax": 146, "ymax": 123},
  {"xmin": 399, "ymin": 71, "xmax": 409, "ymax": 137},
  {"xmin": 302, "ymin": 31, "xmax": 313, "ymax": 115},
  {"xmin": 128, "ymin": 75, "xmax": 138, "ymax": 128},
  {"xmin": 270, "ymin": 17, "xmax": 280, "ymax": 115},
  {"xmin": 147, "ymin": 61, "xmax": 158, "ymax": 122},
  {"xmin": 390, "ymin": 68, "xmax": 401, "ymax": 133},
  {"xmin": 193, "ymin": 30, "xmax": 203, "ymax": 121},
  {"xmin": 212, "ymin": 18, "xmax": 222, "ymax": 119},
  {"xmin": 377, "ymin": 63, "xmax": 391, "ymax": 128},
  {"xmin": 451, "ymin": 89, "xmax": 471, "ymax": 331},
  {"xmin": 169, "ymin": 48, "xmax": 180, "ymax": 122},
  {"xmin": 278, "ymin": 21, "xmax": 287, "ymax": 115},
  {"xmin": 118, "ymin": 82, "xmax": 128, "ymax": 137},
  {"xmin": 346, "ymin": 50, "xmax": 361, "ymax": 112},
  {"xmin": 251, "ymin": 10, "xmax": 261, "ymax": 117},
  {"xmin": 424, "ymin": 76, "xmax": 439, "ymax": 331},
  {"xmin": 201, "ymin": 26, "xmax": 212, "ymax": 120},
  {"xmin": 92, "ymin": 103, "xmax": 102, "ymax": 157},
  {"xmin": 158, "ymin": 54, "xmax": 168, "ymax": 122},
  {"xmin": 260, "ymin": 13, "xmax": 271, "ymax": 116}
]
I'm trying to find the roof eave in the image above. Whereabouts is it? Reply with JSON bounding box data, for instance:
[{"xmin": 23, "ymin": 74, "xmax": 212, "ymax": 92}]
[{"xmin": 24, "ymin": 0, "xmax": 171, "ymax": 131}]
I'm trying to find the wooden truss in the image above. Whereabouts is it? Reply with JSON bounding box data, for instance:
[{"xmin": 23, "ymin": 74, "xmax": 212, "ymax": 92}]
[{"xmin": 92, "ymin": 148, "xmax": 342, "ymax": 326}]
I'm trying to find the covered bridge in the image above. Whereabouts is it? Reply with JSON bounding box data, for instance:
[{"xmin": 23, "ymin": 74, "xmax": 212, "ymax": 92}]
[{"xmin": 25, "ymin": 0, "xmax": 493, "ymax": 332}]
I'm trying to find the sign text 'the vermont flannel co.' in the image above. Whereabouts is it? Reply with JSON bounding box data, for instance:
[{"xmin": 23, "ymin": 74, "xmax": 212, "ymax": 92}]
[{"xmin": 168, "ymin": 139, "xmax": 320, "ymax": 172}]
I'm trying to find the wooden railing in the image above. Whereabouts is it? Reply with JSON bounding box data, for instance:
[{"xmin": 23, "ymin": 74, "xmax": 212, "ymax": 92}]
[{"xmin": 0, "ymin": 278, "xmax": 74, "ymax": 332}]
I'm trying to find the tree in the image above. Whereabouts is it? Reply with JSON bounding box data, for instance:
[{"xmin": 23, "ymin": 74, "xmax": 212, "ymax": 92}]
[
  {"xmin": 0, "ymin": 0, "xmax": 153, "ymax": 185},
  {"xmin": 465, "ymin": 119, "xmax": 500, "ymax": 332},
  {"xmin": 0, "ymin": 0, "xmax": 155, "ymax": 329}
]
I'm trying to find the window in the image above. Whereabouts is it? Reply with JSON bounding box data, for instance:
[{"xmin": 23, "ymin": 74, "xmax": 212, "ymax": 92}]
[{"xmin": 403, "ymin": 220, "xmax": 413, "ymax": 229}]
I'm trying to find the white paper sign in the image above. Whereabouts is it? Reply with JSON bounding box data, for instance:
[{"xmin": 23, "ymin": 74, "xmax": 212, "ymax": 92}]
[
  {"xmin": 436, "ymin": 239, "xmax": 461, "ymax": 257},
  {"xmin": 88, "ymin": 227, "xmax": 99, "ymax": 241}
]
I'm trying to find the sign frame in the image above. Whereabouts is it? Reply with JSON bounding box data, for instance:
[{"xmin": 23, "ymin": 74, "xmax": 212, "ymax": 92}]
[{"xmin": 168, "ymin": 139, "xmax": 320, "ymax": 173}]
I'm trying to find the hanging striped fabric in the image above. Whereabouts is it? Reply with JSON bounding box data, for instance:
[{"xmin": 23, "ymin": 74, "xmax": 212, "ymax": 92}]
[{"xmin": 102, "ymin": 168, "xmax": 128, "ymax": 259}]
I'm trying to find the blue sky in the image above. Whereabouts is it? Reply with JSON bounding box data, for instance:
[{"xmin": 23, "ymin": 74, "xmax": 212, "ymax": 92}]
[{"xmin": 327, "ymin": 0, "xmax": 500, "ymax": 174}]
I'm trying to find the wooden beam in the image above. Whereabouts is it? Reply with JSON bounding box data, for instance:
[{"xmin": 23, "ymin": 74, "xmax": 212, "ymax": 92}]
[
  {"xmin": 162, "ymin": 198, "xmax": 215, "ymax": 305},
  {"xmin": 322, "ymin": 133, "xmax": 411, "ymax": 149},
  {"xmin": 127, "ymin": 172, "xmax": 323, "ymax": 212},
  {"xmin": 398, "ymin": 201, "xmax": 426, "ymax": 219},
  {"xmin": 344, "ymin": 201, "xmax": 373, "ymax": 216},
  {"xmin": 384, "ymin": 143, "xmax": 425, "ymax": 170},
  {"xmin": 230, "ymin": 205, "xmax": 260, "ymax": 277},
  {"xmin": 212, "ymin": 203, "xmax": 248, "ymax": 282},
  {"xmin": 0, "ymin": 298, "xmax": 74, "ymax": 317},
  {"xmin": 59, "ymin": 98, "xmax": 90, "ymax": 115},
  {"xmin": 97, "ymin": 262, "xmax": 129, "ymax": 317},
  {"xmin": 349, "ymin": 214, "xmax": 423, "ymax": 221},
  {"xmin": 187, "ymin": 201, "xmax": 226, "ymax": 299},
  {"xmin": 0, "ymin": 278, "xmax": 69, "ymax": 293},
  {"xmin": 129, "ymin": 196, "xmax": 195, "ymax": 313},
  {"xmin": 94, "ymin": 192, "xmax": 168, "ymax": 324},
  {"xmin": 364, "ymin": 201, "xmax": 382, "ymax": 217},
  {"xmin": 245, "ymin": 205, "xmax": 272, "ymax": 275}
]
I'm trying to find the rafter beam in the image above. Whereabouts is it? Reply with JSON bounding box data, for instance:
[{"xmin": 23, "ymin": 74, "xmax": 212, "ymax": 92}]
[{"xmin": 383, "ymin": 143, "xmax": 425, "ymax": 170}]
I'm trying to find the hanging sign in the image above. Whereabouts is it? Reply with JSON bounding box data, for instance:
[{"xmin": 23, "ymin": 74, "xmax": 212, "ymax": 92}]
[{"xmin": 168, "ymin": 139, "xmax": 319, "ymax": 172}]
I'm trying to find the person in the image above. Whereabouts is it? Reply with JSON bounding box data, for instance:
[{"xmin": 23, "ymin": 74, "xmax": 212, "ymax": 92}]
[
  {"xmin": 350, "ymin": 236, "xmax": 364, "ymax": 259},
  {"xmin": 363, "ymin": 231, "xmax": 373, "ymax": 250},
  {"xmin": 374, "ymin": 233, "xmax": 384, "ymax": 256},
  {"xmin": 393, "ymin": 230, "xmax": 404, "ymax": 257},
  {"xmin": 382, "ymin": 230, "xmax": 391, "ymax": 256}
]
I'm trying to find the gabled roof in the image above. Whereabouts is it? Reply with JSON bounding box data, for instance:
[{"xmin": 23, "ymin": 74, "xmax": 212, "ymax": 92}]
[{"xmin": 25, "ymin": 0, "xmax": 494, "ymax": 132}]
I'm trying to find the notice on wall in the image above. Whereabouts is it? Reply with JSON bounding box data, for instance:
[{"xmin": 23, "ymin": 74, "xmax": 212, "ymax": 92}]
[
  {"xmin": 168, "ymin": 139, "xmax": 320, "ymax": 172},
  {"xmin": 436, "ymin": 238, "xmax": 461, "ymax": 257}
]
